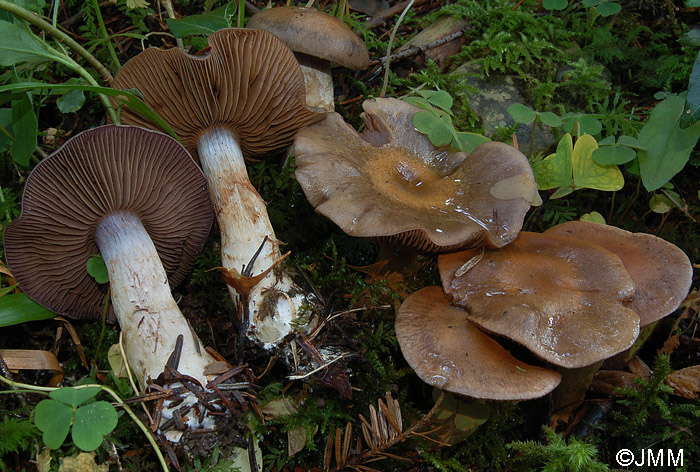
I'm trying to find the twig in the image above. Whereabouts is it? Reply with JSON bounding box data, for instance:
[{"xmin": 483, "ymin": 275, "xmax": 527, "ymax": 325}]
[
  {"xmin": 362, "ymin": 0, "xmax": 433, "ymax": 29},
  {"xmin": 370, "ymin": 27, "xmax": 470, "ymax": 66}
]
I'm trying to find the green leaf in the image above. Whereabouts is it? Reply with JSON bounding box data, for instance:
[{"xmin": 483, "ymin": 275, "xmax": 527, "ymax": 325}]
[
  {"xmin": 687, "ymin": 0, "xmax": 700, "ymax": 6},
  {"xmin": 56, "ymin": 88, "xmax": 85, "ymax": 113},
  {"xmin": 637, "ymin": 94, "xmax": 700, "ymax": 191},
  {"xmin": 580, "ymin": 211, "xmax": 606, "ymax": 224},
  {"xmin": 538, "ymin": 111, "xmax": 562, "ymax": 127},
  {"xmin": 596, "ymin": 2, "xmax": 621, "ymax": 16},
  {"xmin": 0, "ymin": 108, "xmax": 12, "ymax": 153},
  {"xmin": 50, "ymin": 387, "xmax": 101, "ymax": 407},
  {"xmin": 680, "ymin": 29, "xmax": 700, "ymax": 47},
  {"xmin": 166, "ymin": 2, "xmax": 236, "ymax": 37},
  {"xmin": 87, "ymin": 255, "xmax": 109, "ymax": 284},
  {"xmin": 34, "ymin": 399, "xmax": 72, "ymax": 450},
  {"xmin": 0, "ymin": 82, "xmax": 180, "ymax": 143},
  {"xmin": 72, "ymin": 401, "xmax": 118, "ymax": 451},
  {"xmin": 681, "ymin": 50, "xmax": 700, "ymax": 129},
  {"xmin": 543, "ymin": 0, "xmax": 567, "ymax": 10},
  {"xmin": 402, "ymin": 96, "xmax": 432, "ymax": 110},
  {"xmin": 573, "ymin": 134, "xmax": 623, "ymax": 191},
  {"xmin": 0, "ymin": 20, "xmax": 55, "ymax": 66},
  {"xmin": 427, "ymin": 90, "xmax": 453, "ymax": 113},
  {"xmin": 0, "ymin": 284, "xmax": 18, "ymax": 297},
  {"xmin": 649, "ymin": 193, "xmax": 674, "ymax": 214},
  {"xmin": 454, "ymin": 132, "xmax": 490, "ymax": 154},
  {"xmin": 561, "ymin": 113, "xmax": 602, "ymax": 135},
  {"xmin": 592, "ymin": 144, "xmax": 636, "ymax": 165},
  {"xmin": 11, "ymin": 69, "xmax": 37, "ymax": 167},
  {"xmin": 507, "ymin": 103, "xmax": 536, "ymax": 124},
  {"xmin": 617, "ymin": 135, "xmax": 645, "ymax": 149},
  {"xmin": 413, "ymin": 110, "xmax": 452, "ymax": 147},
  {"xmin": 532, "ymin": 133, "xmax": 573, "ymax": 191},
  {"xmin": 0, "ymin": 293, "xmax": 55, "ymax": 327}
]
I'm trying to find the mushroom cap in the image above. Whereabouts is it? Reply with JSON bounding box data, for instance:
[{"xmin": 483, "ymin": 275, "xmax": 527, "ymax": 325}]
[
  {"xmin": 439, "ymin": 232, "xmax": 641, "ymax": 369},
  {"xmin": 246, "ymin": 6, "xmax": 369, "ymax": 70},
  {"xmin": 294, "ymin": 97, "xmax": 539, "ymax": 252},
  {"xmin": 396, "ymin": 286, "xmax": 561, "ymax": 400},
  {"xmin": 111, "ymin": 28, "xmax": 324, "ymax": 158},
  {"xmin": 544, "ymin": 220, "xmax": 693, "ymax": 326},
  {"xmin": 4, "ymin": 125, "xmax": 213, "ymax": 320}
]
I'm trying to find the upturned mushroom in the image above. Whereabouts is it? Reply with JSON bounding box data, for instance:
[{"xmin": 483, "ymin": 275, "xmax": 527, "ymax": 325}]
[
  {"xmin": 111, "ymin": 29, "xmax": 324, "ymax": 347},
  {"xmin": 396, "ymin": 286, "xmax": 561, "ymax": 400},
  {"xmin": 294, "ymin": 97, "xmax": 540, "ymax": 256},
  {"xmin": 439, "ymin": 231, "xmax": 642, "ymax": 369},
  {"xmin": 247, "ymin": 6, "xmax": 369, "ymax": 111},
  {"xmin": 4, "ymin": 125, "xmax": 216, "ymax": 432},
  {"xmin": 544, "ymin": 220, "xmax": 693, "ymax": 326}
]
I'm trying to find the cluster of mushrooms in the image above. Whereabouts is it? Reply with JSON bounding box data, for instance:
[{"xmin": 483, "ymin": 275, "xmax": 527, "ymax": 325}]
[{"xmin": 3, "ymin": 5, "xmax": 694, "ymax": 451}]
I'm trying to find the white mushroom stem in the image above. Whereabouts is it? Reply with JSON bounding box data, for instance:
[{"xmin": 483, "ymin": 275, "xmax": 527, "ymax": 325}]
[
  {"xmin": 297, "ymin": 54, "xmax": 334, "ymax": 112},
  {"xmin": 197, "ymin": 127, "xmax": 309, "ymax": 347},
  {"xmin": 94, "ymin": 211, "xmax": 217, "ymax": 433}
]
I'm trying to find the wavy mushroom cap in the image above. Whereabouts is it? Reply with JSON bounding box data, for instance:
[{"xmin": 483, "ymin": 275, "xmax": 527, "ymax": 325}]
[
  {"xmin": 545, "ymin": 220, "xmax": 693, "ymax": 326},
  {"xmin": 439, "ymin": 232, "xmax": 641, "ymax": 369},
  {"xmin": 4, "ymin": 125, "xmax": 213, "ymax": 320},
  {"xmin": 246, "ymin": 6, "xmax": 369, "ymax": 70},
  {"xmin": 396, "ymin": 287, "xmax": 561, "ymax": 400},
  {"xmin": 112, "ymin": 28, "xmax": 323, "ymax": 157},
  {"xmin": 294, "ymin": 98, "xmax": 539, "ymax": 252}
]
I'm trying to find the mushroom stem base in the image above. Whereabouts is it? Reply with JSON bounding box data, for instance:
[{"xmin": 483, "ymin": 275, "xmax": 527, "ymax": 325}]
[
  {"xmin": 198, "ymin": 128, "xmax": 315, "ymax": 347},
  {"xmin": 95, "ymin": 211, "xmax": 217, "ymax": 433}
]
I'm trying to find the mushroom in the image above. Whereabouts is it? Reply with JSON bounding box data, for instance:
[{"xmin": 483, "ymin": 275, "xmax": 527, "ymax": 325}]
[
  {"xmin": 246, "ymin": 6, "xmax": 369, "ymax": 111},
  {"xmin": 4, "ymin": 125, "xmax": 216, "ymax": 432},
  {"xmin": 396, "ymin": 286, "xmax": 561, "ymax": 400},
  {"xmin": 544, "ymin": 220, "xmax": 693, "ymax": 326},
  {"xmin": 294, "ymin": 97, "xmax": 540, "ymax": 258},
  {"xmin": 111, "ymin": 29, "xmax": 324, "ymax": 347},
  {"xmin": 439, "ymin": 231, "xmax": 641, "ymax": 369}
]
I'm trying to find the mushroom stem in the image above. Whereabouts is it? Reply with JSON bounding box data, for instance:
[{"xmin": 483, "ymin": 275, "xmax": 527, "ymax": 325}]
[
  {"xmin": 297, "ymin": 54, "xmax": 334, "ymax": 111},
  {"xmin": 197, "ymin": 128, "xmax": 309, "ymax": 347},
  {"xmin": 95, "ymin": 212, "xmax": 216, "ymax": 424}
]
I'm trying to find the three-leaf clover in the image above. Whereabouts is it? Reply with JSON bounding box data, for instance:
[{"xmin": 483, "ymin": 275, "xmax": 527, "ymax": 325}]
[{"xmin": 34, "ymin": 387, "xmax": 118, "ymax": 451}]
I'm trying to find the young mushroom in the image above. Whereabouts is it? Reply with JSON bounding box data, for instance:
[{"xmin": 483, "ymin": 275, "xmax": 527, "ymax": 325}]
[
  {"xmin": 544, "ymin": 220, "xmax": 693, "ymax": 326},
  {"xmin": 246, "ymin": 6, "xmax": 370, "ymax": 111},
  {"xmin": 439, "ymin": 231, "xmax": 641, "ymax": 369},
  {"xmin": 4, "ymin": 125, "xmax": 216, "ymax": 434},
  {"xmin": 111, "ymin": 29, "xmax": 324, "ymax": 347},
  {"xmin": 396, "ymin": 286, "xmax": 561, "ymax": 400},
  {"xmin": 294, "ymin": 97, "xmax": 540, "ymax": 261}
]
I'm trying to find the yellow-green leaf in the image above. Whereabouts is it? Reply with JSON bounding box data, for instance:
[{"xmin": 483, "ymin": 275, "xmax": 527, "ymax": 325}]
[
  {"xmin": 573, "ymin": 134, "xmax": 624, "ymax": 191},
  {"xmin": 532, "ymin": 133, "xmax": 573, "ymax": 191}
]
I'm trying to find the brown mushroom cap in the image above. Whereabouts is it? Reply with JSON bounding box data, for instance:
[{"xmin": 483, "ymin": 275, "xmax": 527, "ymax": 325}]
[
  {"xmin": 294, "ymin": 97, "xmax": 539, "ymax": 252},
  {"xmin": 439, "ymin": 232, "xmax": 641, "ymax": 368},
  {"xmin": 544, "ymin": 220, "xmax": 693, "ymax": 326},
  {"xmin": 396, "ymin": 286, "xmax": 561, "ymax": 400},
  {"xmin": 246, "ymin": 6, "xmax": 369, "ymax": 70},
  {"xmin": 4, "ymin": 125, "xmax": 213, "ymax": 320},
  {"xmin": 111, "ymin": 28, "xmax": 323, "ymax": 158}
]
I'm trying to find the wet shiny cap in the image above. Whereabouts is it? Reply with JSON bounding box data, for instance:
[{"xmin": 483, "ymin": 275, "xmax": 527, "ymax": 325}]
[
  {"xmin": 439, "ymin": 232, "xmax": 641, "ymax": 369},
  {"xmin": 545, "ymin": 220, "xmax": 693, "ymax": 326},
  {"xmin": 246, "ymin": 6, "xmax": 369, "ymax": 70},
  {"xmin": 111, "ymin": 28, "xmax": 324, "ymax": 158},
  {"xmin": 396, "ymin": 286, "xmax": 561, "ymax": 399},
  {"xmin": 294, "ymin": 97, "xmax": 540, "ymax": 252},
  {"xmin": 4, "ymin": 125, "xmax": 213, "ymax": 320}
]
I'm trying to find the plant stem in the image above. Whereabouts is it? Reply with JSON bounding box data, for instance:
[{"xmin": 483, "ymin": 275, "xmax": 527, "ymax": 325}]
[
  {"xmin": 380, "ymin": 0, "xmax": 416, "ymax": 97},
  {"xmin": 0, "ymin": 374, "xmax": 169, "ymax": 472},
  {"xmin": 92, "ymin": 0, "xmax": 121, "ymax": 71},
  {"xmin": 0, "ymin": 0, "xmax": 114, "ymax": 85}
]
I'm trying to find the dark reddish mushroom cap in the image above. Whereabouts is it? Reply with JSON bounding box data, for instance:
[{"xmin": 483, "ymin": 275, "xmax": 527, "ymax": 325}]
[
  {"xmin": 246, "ymin": 6, "xmax": 369, "ymax": 70},
  {"xmin": 544, "ymin": 220, "xmax": 693, "ymax": 326},
  {"xmin": 294, "ymin": 98, "xmax": 539, "ymax": 252},
  {"xmin": 111, "ymin": 28, "xmax": 324, "ymax": 158},
  {"xmin": 439, "ymin": 232, "xmax": 641, "ymax": 368},
  {"xmin": 4, "ymin": 125, "xmax": 213, "ymax": 320},
  {"xmin": 396, "ymin": 286, "xmax": 561, "ymax": 400}
]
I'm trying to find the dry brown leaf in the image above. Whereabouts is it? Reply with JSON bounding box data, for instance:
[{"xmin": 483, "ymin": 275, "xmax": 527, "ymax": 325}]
[{"xmin": 665, "ymin": 365, "xmax": 700, "ymax": 399}]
